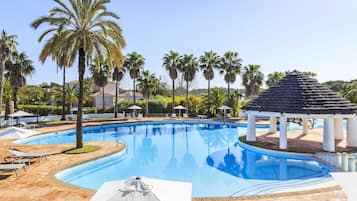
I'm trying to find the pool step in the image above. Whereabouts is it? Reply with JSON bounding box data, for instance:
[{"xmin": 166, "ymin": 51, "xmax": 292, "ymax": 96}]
[{"xmin": 315, "ymin": 152, "xmax": 356, "ymax": 172}]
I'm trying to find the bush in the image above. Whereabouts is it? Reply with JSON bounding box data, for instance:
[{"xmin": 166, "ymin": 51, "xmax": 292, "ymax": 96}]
[
  {"xmin": 18, "ymin": 105, "xmax": 62, "ymax": 116},
  {"xmin": 114, "ymin": 99, "xmax": 167, "ymax": 114},
  {"xmin": 18, "ymin": 105, "xmax": 100, "ymax": 116},
  {"xmin": 84, "ymin": 107, "xmax": 98, "ymax": 114}
]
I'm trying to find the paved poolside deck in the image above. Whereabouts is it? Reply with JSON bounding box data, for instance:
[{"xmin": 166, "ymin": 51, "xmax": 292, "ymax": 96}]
[
  {"xmin": 240, "ymin": 128, "xmax": 357, "ymax": 154},
  {"xmin": 0, "ymin": 118, "xmax": 348, "ymax": 200}
]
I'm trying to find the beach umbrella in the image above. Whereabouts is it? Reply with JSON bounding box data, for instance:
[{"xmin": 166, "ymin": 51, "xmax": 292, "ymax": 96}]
[
  {"xmin": 127, "ymin": 105, "xmax": 142, "ymax": 110},
  {"xmin": 218, "ymin": 105, "xmax": 232, "ymax": 120},
  {"xmin": 174, "ymin": 105, "xmax": 186, "ymax": 117},
  {"xmin": 127, "ymin": 105, "xmax": 142, "ymax": 118},
  {"xmin": 9, "ymin": 111, "xmax": 33, "ymax": 118},
  {"xmin": 90, "ymin": 176, "xmax": 192, "ymax": 201},
  {"xmin": 9, "ymin": 111, "xmax": 34, "ymax": 126}
]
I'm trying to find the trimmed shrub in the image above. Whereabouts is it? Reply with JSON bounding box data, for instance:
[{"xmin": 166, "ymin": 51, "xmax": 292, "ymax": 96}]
[
  {"xmin": 18, "ymin": 105, "xmax": 62, "ymax": 116},
  {"xmin": 18, "ymin": 105, "xmax": 99, "ymax": 115}
]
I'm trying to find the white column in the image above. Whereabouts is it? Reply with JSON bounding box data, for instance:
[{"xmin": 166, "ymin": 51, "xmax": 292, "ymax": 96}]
[
  {"xmin": 302, "ymin": 118, "xmax": 309, "ymax": 134},
  {"xmin": 334, "ymin": 118, "xmax": 344, "ymax": 140},
  {"xmin": 247, "ymin": 113, "xmax": 256, "ymax": 141},
  {"xmin": 269, "ymin": 116, "xmax": 277, "ymax": 133},
  {"xmin": 347, "ymin": 118, "xmax": 357, "ymax": 147},
  {"xmin": 323, "ymin": 118, "xmax": 335, "ymax": 152},
  {"xmin": 279, "ymin": 116, "xmax": 288, "ymax": 149}
]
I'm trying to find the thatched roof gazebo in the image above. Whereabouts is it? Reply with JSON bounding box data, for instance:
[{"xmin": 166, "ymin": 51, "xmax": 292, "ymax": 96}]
[{"xmin": 242, "ymin": 70, "xmax": 357, "ymax": 152}]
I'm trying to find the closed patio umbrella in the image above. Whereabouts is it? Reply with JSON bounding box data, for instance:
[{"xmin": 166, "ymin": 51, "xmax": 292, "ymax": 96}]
[
  {"xmin": 90, "ymin": 176, "xmax": 192, "ymax": 201},
  {"xmin": 174, "ymin": 105, "xmax": 186, "ymax": 117}
]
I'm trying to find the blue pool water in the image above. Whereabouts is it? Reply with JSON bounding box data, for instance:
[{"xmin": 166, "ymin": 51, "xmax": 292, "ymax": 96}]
[{"xmin": 18, "ymin": 121, "xmax": 334, "ymax": 197}]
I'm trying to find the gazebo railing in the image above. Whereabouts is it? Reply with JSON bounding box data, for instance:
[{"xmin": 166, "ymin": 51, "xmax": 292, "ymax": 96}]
[{"xmin": 315, "ymin": 152, "xmax": 356, "ymax": 172}]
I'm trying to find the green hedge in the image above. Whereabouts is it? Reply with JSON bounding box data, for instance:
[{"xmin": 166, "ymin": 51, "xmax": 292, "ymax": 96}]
[
  {"xmin": 18, "ymin": 105, "xmax": 98, "ymax": 116},
  {"xmin": 18, "ymin": 105, "xmax": 62, "ymax": 116},
  {"xmin": 112, "ymin": 99, "xmax": 168, "ymax": 114}
]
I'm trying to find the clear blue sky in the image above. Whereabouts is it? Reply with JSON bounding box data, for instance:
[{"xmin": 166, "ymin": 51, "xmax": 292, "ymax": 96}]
[{"xmin": 1, "ymin": 0, "xmax": 357, "ymax": 89}]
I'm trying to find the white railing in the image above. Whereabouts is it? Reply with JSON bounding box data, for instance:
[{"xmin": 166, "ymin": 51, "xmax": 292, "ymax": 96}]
[{"xmin": 315, "ymin": 152, "xmax": 356, "ymax": 172}]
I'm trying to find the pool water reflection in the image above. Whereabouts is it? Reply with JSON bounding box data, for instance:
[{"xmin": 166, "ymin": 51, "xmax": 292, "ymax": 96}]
[{"xmin": 19, "ymin": 121, "xmax": 333, "ymax": 197}]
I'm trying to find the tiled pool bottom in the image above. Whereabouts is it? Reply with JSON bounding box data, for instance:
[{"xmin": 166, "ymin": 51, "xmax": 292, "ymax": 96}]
[{"xmin": 19, "ymin": 121, "xmax": 334, "ymax": 197}]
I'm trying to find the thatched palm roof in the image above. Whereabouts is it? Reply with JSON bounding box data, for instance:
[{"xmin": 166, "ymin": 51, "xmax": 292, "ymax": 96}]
[{"xmin": 242, "ymin": 71, "xmax": 357, "ymax": 114}]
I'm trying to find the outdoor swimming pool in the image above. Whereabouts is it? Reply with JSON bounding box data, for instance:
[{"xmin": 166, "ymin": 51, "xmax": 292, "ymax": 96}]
[{"xmin": 18, "ymin": 121, "xmax": 334, "ymax": 197}]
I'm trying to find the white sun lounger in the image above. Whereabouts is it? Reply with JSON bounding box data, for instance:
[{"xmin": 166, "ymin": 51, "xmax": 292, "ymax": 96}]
[
  {"xmin": 0, "ymin": 163, "xmax": 26, "ymax": 177},
  {"xmin": 171, "ymin": 113, "xmax": 177, "ymax": 118},
  {"xmin": 183, "ymin": 113, "xmax": 189, "ymax": 118},
  {"xmin": 8, "ymin": 148, "xmax": 48, "ymax": 162}
]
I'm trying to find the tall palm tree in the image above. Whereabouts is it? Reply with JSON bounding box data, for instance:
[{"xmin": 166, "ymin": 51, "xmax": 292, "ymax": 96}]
[
  {"xmin": 3, "ymin": 78, "xmax": 12, "ymax": 119},
  {"xmin": 163, "ymin": 51, "xmax": 181, "ymax": 113},
  {"xmin": 90, "ymin": 61, "xmax": 112, "ymax": 111},
  {"xmin": 242, "ymin": 64, "xmax": 264, "ymax": 98},
  {"xmin": 199, "ymin": 51, "xmax": 220, "ymax": 117},
  {"xmin": 31, "ymin": 0, "xmax": 126, "ymax": 148},
  {"xmin": 64, "ymin": 84, "xmax": 77, "ymax": 113},
  {"xmin": 123, "ymin": 52, "xmax": 144, "ymax": 105},
  {"xmin": 5, "ymin": 52, "xmax": 35, "ymax": 110},
  {"xmin": 266, "ymin": 71, "xmax": 285, "ymax": 87},
  {"xmin": 202, "ymin": 87, "xmax": 226, "ymax": 116},
  {"xmin": 220, "ymin": 51, "xmax": 242, "ymax": 102},
  {"xmin": 179, "ymin": 54, "xmax": 198, "ymax": 115},
  {"xmin": 137, "ymin": 70, "xmax": 159, "ymax": 116},
  {"xmin": 112, "ymin": 66, "xmax": 126, "ymax": 118},
  {"xmin": 0, "ymin": 30, "xmax": 17, "ymax": 115},
  {"xmin": 52, "ymin": 48, "xmax": 73, "ymax": 120}
]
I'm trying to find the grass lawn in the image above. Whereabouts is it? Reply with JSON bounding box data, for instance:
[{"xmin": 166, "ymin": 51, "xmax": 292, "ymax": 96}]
[{"xmin": 64, "ymin": 145, "xmax": 100, "ymax": 154}]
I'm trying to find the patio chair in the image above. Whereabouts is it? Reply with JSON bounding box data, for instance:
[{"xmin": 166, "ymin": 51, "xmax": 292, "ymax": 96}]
[
  {"xmin": 183, "ymin": 113, "xmax": 189, "ymax": 118},
  {"xmin": 8, "ymin": 148, "xmax": 49, "ymax": 162},
  {"xmin": 19, "ymin": 122, "xmax": 37, "ymax": 129},
  {"xmin": 0, "ymin": 163, "xmax": 26, "ymax": 177},
  {"xmin": 171, "ymin": 113, "xmax": 177, "ymax": 118},
  {"xmin": 138, "ymin": 113, "xmax": 143, "ymax": 118}
]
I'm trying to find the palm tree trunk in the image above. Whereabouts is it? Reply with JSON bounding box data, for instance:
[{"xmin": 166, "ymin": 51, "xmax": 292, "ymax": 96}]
[
  {"xmin": 102, "ymin": 86, "xmax": 105, "ymax": 111},
  {"xmin": 76, "ymin": 48, "xmax": 85, "ymax": 149},
  {"xmin": 5, "ymin": 102, "xmax": 10, "ymax": 120},
  {"xmin": 186, "ymin": 80, "xmax": 189, "ymax": 115},
  {"xmin": 207, "ymin": 80, "xmax": 211, "ymax": 117},
  {"xmin": 13, "ymin": 86, "xmax": 18, "ymax": 110},
  {"xmin": 172, "ymin": 79, "xmax": 175, "ymax": 113},
  {"xmin": 227, "ymin": 82, "xmax": 230, "ymax": 97},
  {"xmin": 61, "ymin": 67, "xmax": 66, "ymax": 120},
  {"xmin": 114, "ymin": 80, "xmax": 118, "ymax": 118},
  {"xmin": 133, "ymin": 78, "xmax": 136, "ymax": 105},
  {"xmin": 0, "ymin": 61, "xmax": 5, "ymax": 115},
  {"xmin": 145, "ymin": 99, "xmax": 149, "ymax": 117}
]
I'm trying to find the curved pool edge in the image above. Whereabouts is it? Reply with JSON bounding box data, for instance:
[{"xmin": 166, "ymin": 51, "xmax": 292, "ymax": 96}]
[
  {"xmin": 237, "ymin": 137, "xmax": 337, "ymax": 172},
  {"xmin": 15, "ymin": 120, "xmax": 268, "ymax": 145},
  {"xmin": 47, "ymin": 144, "xmax": 127, "ymax": 193},
  {"xmin": 237, "ymin": 137, "xmax": 314, "ymax": 157},
  {"xmin": 55, "ymin": 148, "xmax": 128, "ymax": 184}
]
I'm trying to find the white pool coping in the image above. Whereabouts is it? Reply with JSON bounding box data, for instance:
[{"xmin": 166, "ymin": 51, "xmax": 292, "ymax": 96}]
[{"xmin": 330, "ymin": 172, "xmax": 357, "ymax": 201}]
